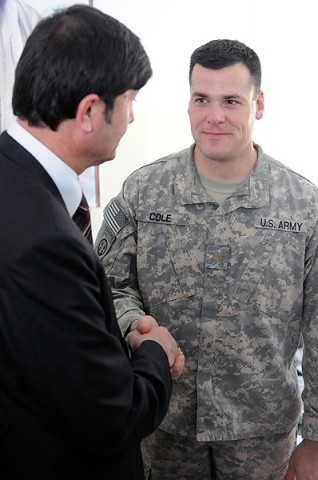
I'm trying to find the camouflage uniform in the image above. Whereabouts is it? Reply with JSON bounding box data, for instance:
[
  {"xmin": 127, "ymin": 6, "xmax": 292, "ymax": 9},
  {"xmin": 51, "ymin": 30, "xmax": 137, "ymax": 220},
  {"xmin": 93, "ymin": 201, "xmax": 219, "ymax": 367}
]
[{"xmin": 95, "ymin": 143, "xmax": 318, "ymax": 463}]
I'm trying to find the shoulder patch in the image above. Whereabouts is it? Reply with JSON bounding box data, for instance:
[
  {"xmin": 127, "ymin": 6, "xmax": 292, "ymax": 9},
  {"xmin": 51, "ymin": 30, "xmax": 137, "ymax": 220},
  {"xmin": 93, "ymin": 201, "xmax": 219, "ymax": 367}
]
[
  {"xmin": 97, "ymin": 238, "xmax": 108, "ymax": 258},
  {"xmin": 104, "ymin": 200, "xmax": 129, "ymax": 235}
]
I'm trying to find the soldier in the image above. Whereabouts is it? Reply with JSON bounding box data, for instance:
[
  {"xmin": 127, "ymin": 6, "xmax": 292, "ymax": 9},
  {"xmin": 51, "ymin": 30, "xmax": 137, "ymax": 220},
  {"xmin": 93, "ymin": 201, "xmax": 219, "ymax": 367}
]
[{"xmin": 95, "ymin": 39, "xmax": 318, "ymax": 479}]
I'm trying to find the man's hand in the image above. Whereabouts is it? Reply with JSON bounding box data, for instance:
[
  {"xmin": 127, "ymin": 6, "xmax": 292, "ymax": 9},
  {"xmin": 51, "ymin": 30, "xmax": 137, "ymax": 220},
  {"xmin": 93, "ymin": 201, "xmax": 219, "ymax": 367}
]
[
  {"xmin": 127, "ymin": 315, "xmax": 185, "ymax": 378},
  {"xmin": 284, "ymin": 439, "xmax": 318, "ymax": 480}
]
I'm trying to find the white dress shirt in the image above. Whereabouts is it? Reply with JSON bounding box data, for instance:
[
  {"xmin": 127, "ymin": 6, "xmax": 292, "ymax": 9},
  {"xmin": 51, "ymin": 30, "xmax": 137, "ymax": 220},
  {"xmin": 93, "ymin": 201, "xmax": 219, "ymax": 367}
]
[{"xmin": 7, "ymin": 121, "xmax": 82, "ymax": 216}]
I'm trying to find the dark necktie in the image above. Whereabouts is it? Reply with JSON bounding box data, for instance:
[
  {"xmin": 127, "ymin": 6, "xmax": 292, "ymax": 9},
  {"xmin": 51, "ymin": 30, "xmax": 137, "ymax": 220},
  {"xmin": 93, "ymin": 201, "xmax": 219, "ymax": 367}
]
[{"xmin": 72, "ymin": 193, "xmax": 93, "ymax": 245}]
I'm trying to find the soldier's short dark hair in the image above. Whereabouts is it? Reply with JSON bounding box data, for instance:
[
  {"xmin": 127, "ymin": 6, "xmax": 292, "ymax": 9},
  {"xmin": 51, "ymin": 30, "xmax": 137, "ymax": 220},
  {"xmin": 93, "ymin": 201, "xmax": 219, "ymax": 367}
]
[{"xmin": 189, "ymin": 39, "xmax": 261, "ymax": 94}]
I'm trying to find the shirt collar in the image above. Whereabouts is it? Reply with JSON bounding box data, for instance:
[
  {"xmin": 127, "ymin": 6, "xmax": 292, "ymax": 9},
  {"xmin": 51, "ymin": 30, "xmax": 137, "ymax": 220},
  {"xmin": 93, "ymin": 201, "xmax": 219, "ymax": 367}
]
[{"xmin": 7, "ymin": 120, "xmax": 82, "ymax": 216}]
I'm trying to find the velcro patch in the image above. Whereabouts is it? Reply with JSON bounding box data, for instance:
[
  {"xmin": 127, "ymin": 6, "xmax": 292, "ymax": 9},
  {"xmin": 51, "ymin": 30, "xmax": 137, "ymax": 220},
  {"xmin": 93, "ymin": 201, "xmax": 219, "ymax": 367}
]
[
  {"xmin": 255, "ymin": 217, "xmax": 306, "ymax": 233},
  {"xmin": 104, "ymin": 200, "xmax": 129, "ymax": 235},
  {"xmin": 205, "ymin": 245, "xmax": 231, "ymax": 270}
]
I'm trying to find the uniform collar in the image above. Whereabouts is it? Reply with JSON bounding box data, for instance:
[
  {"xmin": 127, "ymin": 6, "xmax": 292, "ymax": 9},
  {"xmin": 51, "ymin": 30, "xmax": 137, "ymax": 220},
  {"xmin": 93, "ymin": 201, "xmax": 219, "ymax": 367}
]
[{"xmin": 175, "ymin": 143, "xmax": 270, "ymax": 211}]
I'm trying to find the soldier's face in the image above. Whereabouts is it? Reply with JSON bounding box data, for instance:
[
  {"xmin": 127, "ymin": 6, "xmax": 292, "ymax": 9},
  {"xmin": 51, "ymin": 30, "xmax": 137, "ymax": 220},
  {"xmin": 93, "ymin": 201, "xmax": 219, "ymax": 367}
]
[{"xmin": 188, "ymin": 63, "xmax": 264, "ymax": 165}]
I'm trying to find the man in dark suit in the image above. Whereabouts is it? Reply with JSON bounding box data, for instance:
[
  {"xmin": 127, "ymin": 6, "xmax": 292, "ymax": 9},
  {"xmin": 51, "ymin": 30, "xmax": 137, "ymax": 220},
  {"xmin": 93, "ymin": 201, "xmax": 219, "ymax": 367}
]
[{"xmin": 0, "ymin": 5, "xmax": 184, "ymax": 479}]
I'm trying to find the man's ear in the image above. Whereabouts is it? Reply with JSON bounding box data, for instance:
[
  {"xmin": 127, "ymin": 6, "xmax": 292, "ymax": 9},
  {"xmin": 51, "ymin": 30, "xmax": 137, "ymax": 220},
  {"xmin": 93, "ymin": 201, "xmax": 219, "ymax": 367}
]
[
  {"xmin": 75, "ymin": 94, "xmax": 101, "ymax": 132},
  {"xmin": 255, "ymin": 90, "xmax": 265, "ymax": 120}
]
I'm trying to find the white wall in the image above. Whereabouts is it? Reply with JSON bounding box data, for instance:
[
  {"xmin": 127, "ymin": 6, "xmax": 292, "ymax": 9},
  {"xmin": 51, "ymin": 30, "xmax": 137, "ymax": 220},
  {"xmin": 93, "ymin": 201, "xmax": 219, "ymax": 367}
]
[
  {"xmin": 19, "ymin": 0, "xmax": 318, "ymax": 237},
  {"xmin": 24, "ymin": 0, "xmax": 88, "ymax": 16},
  {"xmin": 90, "ymin": 0, "xmax": 317, "ymax": 239}
]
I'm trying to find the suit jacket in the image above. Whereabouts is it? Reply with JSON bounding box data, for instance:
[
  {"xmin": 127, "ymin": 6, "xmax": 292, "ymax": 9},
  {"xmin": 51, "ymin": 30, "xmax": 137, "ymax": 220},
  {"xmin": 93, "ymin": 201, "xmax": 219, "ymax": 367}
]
[{"xmin": 0, "ymin": 132, "xmax": 172, "ymax": 479}]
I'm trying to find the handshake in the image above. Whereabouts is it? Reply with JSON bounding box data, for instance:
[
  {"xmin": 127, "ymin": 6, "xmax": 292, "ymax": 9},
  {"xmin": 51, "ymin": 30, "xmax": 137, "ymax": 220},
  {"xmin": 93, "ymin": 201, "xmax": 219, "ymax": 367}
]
[{"xmin": 126, "ymin": 315, "xmax": 185, "ymax": 378}]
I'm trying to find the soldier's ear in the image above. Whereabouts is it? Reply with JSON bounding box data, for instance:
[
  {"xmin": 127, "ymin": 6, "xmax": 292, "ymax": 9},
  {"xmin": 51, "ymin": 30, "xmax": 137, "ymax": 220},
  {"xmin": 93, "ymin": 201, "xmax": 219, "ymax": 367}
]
[{"xmin": 255, "ymin": 90, "xmax": 264, "ymax": 120}]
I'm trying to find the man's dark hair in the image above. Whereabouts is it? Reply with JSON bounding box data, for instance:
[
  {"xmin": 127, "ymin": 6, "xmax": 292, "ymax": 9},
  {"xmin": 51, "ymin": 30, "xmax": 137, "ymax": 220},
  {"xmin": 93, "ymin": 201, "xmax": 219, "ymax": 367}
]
[
  {"xmin": 189, "ymin": 39, "xmax": 261, "ymax": 94},
  {"xmin": 13, "ymin": 4, "xmax": 152, "ymax": 130}
]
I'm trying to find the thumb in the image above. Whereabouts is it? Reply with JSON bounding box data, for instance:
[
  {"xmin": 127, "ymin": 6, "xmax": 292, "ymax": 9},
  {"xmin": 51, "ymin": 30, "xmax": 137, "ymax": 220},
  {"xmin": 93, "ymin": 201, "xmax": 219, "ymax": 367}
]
[{"xmin": 135, "ymin": 316, "xmax": 158, "ymax": 334}]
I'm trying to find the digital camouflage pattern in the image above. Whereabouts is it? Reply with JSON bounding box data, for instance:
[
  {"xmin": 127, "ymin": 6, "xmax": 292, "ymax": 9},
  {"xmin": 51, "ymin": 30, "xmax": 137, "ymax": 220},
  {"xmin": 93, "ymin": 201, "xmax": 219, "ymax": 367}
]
[
  {"xmin": 95, "ymin": 144, "xmax": 318, "ymax": 442},
  {"xmin": 141, "ymin": 428, "xmax": 296, "ymax": 480}
]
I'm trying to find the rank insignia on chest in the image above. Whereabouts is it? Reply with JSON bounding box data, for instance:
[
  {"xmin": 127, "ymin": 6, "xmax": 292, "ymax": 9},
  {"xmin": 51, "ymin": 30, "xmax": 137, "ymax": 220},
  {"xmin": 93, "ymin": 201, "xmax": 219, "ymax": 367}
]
[{"xmin": 205, "ymin": 245, "xmax": 231, "ymax": 270}]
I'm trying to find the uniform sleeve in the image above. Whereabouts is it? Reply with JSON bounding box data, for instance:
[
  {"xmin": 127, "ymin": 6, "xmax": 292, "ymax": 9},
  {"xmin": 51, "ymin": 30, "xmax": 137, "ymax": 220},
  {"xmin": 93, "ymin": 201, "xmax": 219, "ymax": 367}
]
[
  {"xmin": 1, "ymin": 232, "xmax": 172, "ymax": 455},
  {"xmin": 95, "ymin": 184, "xmax": 146, "ymax": 333},
  {"xmin": 301, "ymin": 223, "xmax": 318, "ymax": 440}
]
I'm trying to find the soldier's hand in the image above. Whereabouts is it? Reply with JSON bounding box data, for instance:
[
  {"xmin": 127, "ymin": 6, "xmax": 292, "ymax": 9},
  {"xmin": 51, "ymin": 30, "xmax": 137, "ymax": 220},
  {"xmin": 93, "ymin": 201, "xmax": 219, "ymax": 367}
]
[
  {"xmin": 170, "ymin": 348, "xmax": 185, "ymax": 378},
  {"xmin": 130, "ymin": 315, "xmax": 158, "ymax": 334},
  {"xmin": 284, "ymin": 439, "xmax": 318, "ymax": 480}
]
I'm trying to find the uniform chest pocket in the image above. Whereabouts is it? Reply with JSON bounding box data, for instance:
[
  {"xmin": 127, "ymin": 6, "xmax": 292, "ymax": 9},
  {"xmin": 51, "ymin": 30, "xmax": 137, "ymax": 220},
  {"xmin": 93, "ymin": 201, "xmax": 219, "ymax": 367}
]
[
  {"xmin": 232, "ymin": 233, "xmax": 305, "ymax": 319},
  {"xmin": 136, "ymin": 210, "xmax": 201, "ymax": 307}
]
